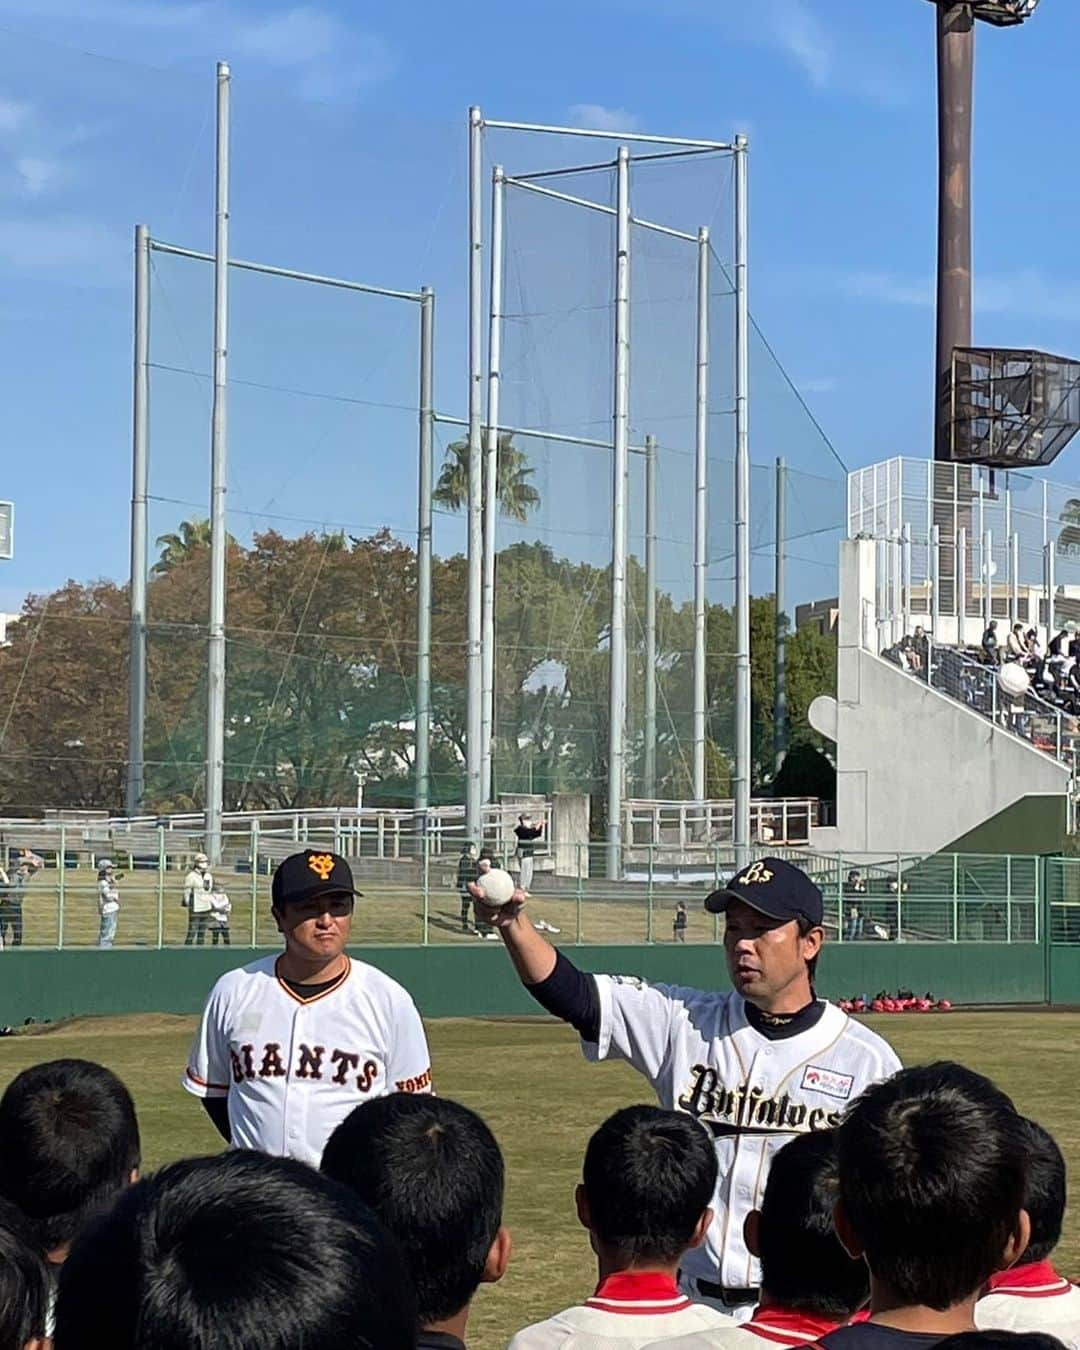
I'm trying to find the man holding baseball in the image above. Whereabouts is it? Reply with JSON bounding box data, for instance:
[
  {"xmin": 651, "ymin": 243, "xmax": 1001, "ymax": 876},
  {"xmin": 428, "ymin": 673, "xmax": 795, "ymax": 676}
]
[
  {"xmin": 471, "ymin": 856, "xmax": 900, "ymax": 1316},
  {"xmin": 183, "ymin": 848, "xmax": 432, "ymax": 1166}
]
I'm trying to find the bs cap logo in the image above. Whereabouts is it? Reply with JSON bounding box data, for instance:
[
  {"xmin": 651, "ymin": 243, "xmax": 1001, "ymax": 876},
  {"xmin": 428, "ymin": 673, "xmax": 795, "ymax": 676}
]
[{"xmin": 704, "ymin": 856, "xmax": 823, "ymax": 925}]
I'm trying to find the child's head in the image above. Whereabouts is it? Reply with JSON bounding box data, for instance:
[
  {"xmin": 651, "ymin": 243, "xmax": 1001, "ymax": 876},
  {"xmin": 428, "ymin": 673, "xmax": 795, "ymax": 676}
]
[
  {"xmin": 835, "ymin": 1062, "xmax": 1028, "ymax": 1311},
  {"xmin": 746, "ymin": 1130, "xmax": 868, "ymax": 1321},
  {"xmin": 579, "ymin": 1105, "xmax": 716, "ymax": 1269},
  {"xmin": 1015, "ymin": 1118, "xmax": 1065, "ymax": 1267}
]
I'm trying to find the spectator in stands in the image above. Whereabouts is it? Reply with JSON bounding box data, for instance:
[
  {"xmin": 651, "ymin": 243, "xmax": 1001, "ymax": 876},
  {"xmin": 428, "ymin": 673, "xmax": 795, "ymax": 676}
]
[
  {"xmin": 322, "ymin": 1093, "xmax": 510, "ymax": 1350},
  {"xmin": 457, "ymin": 843, "xmax": 479, "ymax": 935},
  {"xmin": 913, "ymin": 626, "xmax": 930, "ymax": 672},
  {"xmin": 96, "ymin": 860, "xmax": 120, "ymax": 949},
  {"xmin": 0, "ymin": 1058, "xmax": 140, "ymax": 1322},
  {"xmin": 821, "ymin": 1062, "xmax": 1029, "ymax": 1350},
  {"xmin": 53, "ymin": 1151, "xmax": 416, "ymax": 1350},
  {"xmin": 976, "ymin": 1118, "xmax": 1080, "ymax": 1343},
  {"xmin": 982, "ymin": 620, "xmax": 1000, "ymax": 664},
  {"xmin": 673, "ymin": 902, "xmax": 688, "ymax": 943},
  {"xmin": 0, "ymin": 1196, "xmax": 49, "ymax": 1350},
  {"xmin": 507, "ymin": 1105, "xmax": 734, "ymax": 1350},
  {"xmin": 182, "ymin": 852, "xmax": 213, "ymax": 946},
  {"xmin": 1006, "ymin": 624, "xmax": 1026, "ymax": 661},
  {"xmin": 666, "ymin": 1131, "xmax": 869, "ymax": 1350},
  {"xmin": 208, "ymin": 888, "xmax": 231, "ymax": 945},
  {"xmin": 514, "ymin": 814, "xmax": 545, "ymax": 894},
  {"xmin": 846, "ymin": 903, "xmax": 865, "ymax": 943}
]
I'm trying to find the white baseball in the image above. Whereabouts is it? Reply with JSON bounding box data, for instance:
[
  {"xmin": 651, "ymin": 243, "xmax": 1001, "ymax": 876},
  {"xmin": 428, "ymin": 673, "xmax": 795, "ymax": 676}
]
[{"xmin": 477, "ymin": 867, "xmax": 516, "ymax": 906}]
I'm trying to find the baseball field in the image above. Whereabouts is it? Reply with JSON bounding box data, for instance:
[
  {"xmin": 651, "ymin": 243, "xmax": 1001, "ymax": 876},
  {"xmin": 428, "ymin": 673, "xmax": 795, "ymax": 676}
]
[{"xmin": 0, "ymin": 1010, "xmax": 1076, "ymax": 1350}]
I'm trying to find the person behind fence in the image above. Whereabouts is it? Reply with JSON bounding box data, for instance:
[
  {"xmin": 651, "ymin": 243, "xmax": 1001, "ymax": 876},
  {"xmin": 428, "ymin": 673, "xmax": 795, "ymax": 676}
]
[
  {"xmin": 182, "ymin": 852, "xmax": 214, "ymax": 946},
  {"xmin": 982, "ymin": 620, "xmax": 1000, "ymax": 664},
  {"xmin": 457, "ymin": 842, "xmax": 479, "ymax": 935},
  {"xmin": 820, "ymin": 1061, "xmax": 1029, "ymax": 1350},
  {"xmin": 52, "ymin": 1151, "xmax": 417, "ymax": 1350},
  {"xmin": 208, "ymin": 887, "xmax": 231, "ymax": 946},
  {"xmin": 514, "ymin": 814, "xmax": 544, "ymax": 893},
  {"xmin": 322, "ymin": 1093, "xmax": 511, "ymax": 1350},
  {"xmin": 674, "ymin": 902, "xmax": 688, "ymax": 943},
  {"xmin": 508, "ymin": 1105, "xmax": 736, "ymax": 1350},
  {"xmin": 97, "ymin": 860, "xmax": 120, "ymax": 949},
  {"xmin": 976, "ymin": 1117, "xmax": 1080, "ymax": 1343}
]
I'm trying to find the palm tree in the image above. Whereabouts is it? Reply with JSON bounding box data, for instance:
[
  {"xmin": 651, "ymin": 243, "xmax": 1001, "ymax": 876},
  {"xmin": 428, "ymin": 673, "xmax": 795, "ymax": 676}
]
[
  {"xmin": 152, "ymin": 519, "xmax": 214, "ymax": 576},
  {"xmin": 433, "ymin": 432, "xmax": 540, "ymax": 524}
]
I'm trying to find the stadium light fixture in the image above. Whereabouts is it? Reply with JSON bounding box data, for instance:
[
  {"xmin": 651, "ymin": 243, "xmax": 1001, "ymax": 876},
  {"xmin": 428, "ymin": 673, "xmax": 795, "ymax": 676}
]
[{"xmin": 922, "ymin": 0, "xmax": 1039, "ymax": 24}]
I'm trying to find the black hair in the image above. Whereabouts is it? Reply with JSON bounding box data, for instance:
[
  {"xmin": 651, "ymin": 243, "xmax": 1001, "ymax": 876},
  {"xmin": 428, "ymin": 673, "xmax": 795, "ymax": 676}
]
[
  {"xmin": 53, "ymin": 1151, "xmax": 416, "ymax": 1350},
  {"xmin": 0, "ymin": 1196, "xmax": 49, "ymax": 1350},
  {"xmin": 757, "ymin": 1130, "xmax": 868, "ymax": 1320},
  {"xmin": 583, "ymin": 1105, "xmax": 717, "ymax": 1265},
  {"xmin": 836, "ymin": 1062, "xmax": 1026, "ymax": 1311},
  {"xmin": 322, "ymin": 1093, "xmax": 503, "ymax": 1327},
  {"xmin": 936, "ymin": 1334, "xmax": 1066, "ymax": 1350},
  {"xmin": 1017, "ymin": 1118, "xmax": 1065, "ymax": 1266},
  {"xmin": 0, "ymin": 1058, "xmax": 140, "ymax": 1253},
  {"xmin": 797, "ymin": 916, "xmax": 821, "ymax": 984}
]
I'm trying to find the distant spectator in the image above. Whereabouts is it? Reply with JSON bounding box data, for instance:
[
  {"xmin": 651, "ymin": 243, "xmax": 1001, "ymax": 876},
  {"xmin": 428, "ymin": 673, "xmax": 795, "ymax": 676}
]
[
  {"xmin": 673, "ymin": 902, "xmax": 688, "ymax": 943},
  {"xmin": 846, "ymin": 903, "xmax": 865, "ymax": 943},
  {"xmin": 0, "ymin": 1196, "xmax": 49, "ymax": 1350},
  {"xmin": 1048, "ymin": 628, "xmax": 1069, "ymax": 660},
  {"xmin": 1006, "ymin": 624, "xmax": 1026, "ymax": 661},
  {"xmin": 208, "ymin": 889, "xmax": 231, "ymax": 946},
  {"xmin": 514, "ymin": 814, "xmax": 544, "ymax": 894},
  {"xmin": 507, "ymin": 1106, "xmax": 734, "ymax": 1350},
  {"xmin": 53, "ymin": 1152, "xmax": 416, "ymax": 1350},
  {"xmin": 976, "ymin": 1118, "xmax": 1080, "ymax": 1343},
  {"xmin": 182, "ymin": 852, "xmax": 213, "ymax": 946},
  {"xmin": 982, "ymin": 620, "xmax": 1000, "ymax": 664},
  {"xmin": 913, "ymin": 625, "xmax": 929, "ymax": 672},
  {"xmin": 457, "ymin": 843, "xmax": 479, "ymax": 935},
  {"xmin": 96, "ymin": 861, "xmax": 120, "ymax": 949},
  {"xmin": 0, "ymin": 1057, "xmax": 140, "ymax": 1331},
  {"xmin": 845, "ymin": 869, "xmax": 867, "ymax": 895},
  {"xmin": 322, "ymin": 1093, "xmax": 510, "ymax": 1350},
  {"xmin": 0, "ymin": 863, "xmax": 18, "ymax": 950}
]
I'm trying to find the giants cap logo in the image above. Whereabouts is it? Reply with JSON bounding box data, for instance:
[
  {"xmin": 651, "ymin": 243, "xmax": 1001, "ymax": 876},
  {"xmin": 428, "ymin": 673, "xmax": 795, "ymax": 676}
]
[{"xmin": 307, "ymin": 853, "xmax": 335, "ymax": 881}]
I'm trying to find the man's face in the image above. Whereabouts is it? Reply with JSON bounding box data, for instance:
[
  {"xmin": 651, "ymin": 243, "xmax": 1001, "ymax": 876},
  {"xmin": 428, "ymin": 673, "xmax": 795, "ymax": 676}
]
[
  {"xmin": 274, "ymin": 892, "xmax": 353, "ymax": 960},
  {"xmin": 723, "ymin": 897, "xmax": 821, "ymax": 1008}
]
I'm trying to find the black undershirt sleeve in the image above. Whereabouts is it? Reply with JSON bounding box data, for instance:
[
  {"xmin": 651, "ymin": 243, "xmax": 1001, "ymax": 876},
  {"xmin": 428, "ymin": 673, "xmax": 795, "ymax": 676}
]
[
  {"xmin": 201, "ymin": 1096, "xmax": 232, "ymax": 1144},
  {"xmin": 525, "ymin": 948, "xmax": 601, "ymax": 1043}
]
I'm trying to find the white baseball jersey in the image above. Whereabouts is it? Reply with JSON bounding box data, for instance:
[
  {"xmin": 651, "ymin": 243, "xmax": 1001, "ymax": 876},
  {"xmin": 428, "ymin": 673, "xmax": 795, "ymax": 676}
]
[
  {"xmin": 664, "ymin": 1305, "xmax": 845, "ymax": 1350},
  {"xmin": 507, "ymin": 1271, "xmax": 737, "ymax": 1350},
  {"xmin": 183, "ymin": 954, "xmax": 432, "ymax": 1167},
  {"xmin": 584, "ymin": 979, "xmax": 901, "ymax": 1293},
  {"xmin": 977, "ymin": 1262, "xmax": 1080, "ymax": 1348}
]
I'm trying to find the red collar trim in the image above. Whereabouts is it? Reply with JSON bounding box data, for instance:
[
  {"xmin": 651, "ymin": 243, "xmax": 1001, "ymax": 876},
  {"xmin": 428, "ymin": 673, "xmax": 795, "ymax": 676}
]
[
  {"xmin": 587, "ymin": 1272, "xmax": 692, "ymax": 1314},
  {"xmin": 744, "ymin": 1306, "xmax": 843, "ymax": 1344},
  {"xmin": 986, "ymin": 1262, "xmax": 1072, "ymax": 1297}
]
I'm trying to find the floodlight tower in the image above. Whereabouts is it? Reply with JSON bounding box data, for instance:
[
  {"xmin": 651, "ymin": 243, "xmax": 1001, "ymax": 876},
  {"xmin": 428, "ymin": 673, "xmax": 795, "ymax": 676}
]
[{"xmin": 925, "ymin": 0, "xmax": 1041, "ymax": 459}]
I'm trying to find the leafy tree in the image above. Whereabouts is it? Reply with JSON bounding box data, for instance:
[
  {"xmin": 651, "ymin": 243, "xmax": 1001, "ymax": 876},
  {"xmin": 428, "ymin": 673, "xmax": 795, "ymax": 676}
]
[{"xmin": 153, "ymin": 518, "xmax": 213, "ymax": 576}]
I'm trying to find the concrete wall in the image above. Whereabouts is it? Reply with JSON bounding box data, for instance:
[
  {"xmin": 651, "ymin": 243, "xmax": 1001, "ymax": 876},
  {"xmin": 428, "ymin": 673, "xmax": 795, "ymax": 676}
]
[
  {"xmin": 0, "ymin": 941, "xmax": 1051, "ymax": 1028},
  {"xmin": 810, "ymin": 539, "xmax": 1070, "ymax": 858}
]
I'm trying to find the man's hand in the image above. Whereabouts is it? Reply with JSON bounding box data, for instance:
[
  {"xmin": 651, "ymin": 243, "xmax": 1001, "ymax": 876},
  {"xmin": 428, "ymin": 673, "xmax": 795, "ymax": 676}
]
[{"xmin": 467, "ymin": 880, "xmax": 527, "ymax": 929}]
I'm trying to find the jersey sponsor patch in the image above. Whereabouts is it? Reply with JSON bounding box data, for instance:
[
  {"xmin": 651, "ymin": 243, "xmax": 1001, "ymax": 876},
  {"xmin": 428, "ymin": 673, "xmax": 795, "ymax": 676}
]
[{"xmin": 801, "ymin": 1064, "xmax": 855, "ymax": 1101}]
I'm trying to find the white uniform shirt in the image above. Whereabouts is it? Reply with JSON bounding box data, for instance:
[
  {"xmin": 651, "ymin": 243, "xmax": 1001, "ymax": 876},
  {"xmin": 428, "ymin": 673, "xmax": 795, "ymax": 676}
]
[
  {"xmin": 585, "ymin": 979, "xmax": 901, "ymax": 1292},
  {"xmin": 182, "ymin": 954, "xmax": 432, "ymax": 1167},
  {"xmin": 184, "ymin": 868, "xmax": 213, "ymax": 914},
  {"xmin": 977, "ymin": 1262, "xmax": 1080, "ymax": 1348},
  {"xmin": 508, "ymin": 1271, "xmax": 737, "ymax": 1350},
  {"xmin": 663, "ymin": 1305, "xmax": 845, "ymax": 1350}
]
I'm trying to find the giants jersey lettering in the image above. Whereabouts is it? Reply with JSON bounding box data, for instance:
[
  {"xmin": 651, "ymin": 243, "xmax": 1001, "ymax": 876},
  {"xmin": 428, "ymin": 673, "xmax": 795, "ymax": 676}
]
[
  {"xmin": 183, "ymin": 955, "xmax": 432, "ymax": 1167},
  {"xmin": 584, "ymin": 978, "xmax": 901, "ymax": 1292}
]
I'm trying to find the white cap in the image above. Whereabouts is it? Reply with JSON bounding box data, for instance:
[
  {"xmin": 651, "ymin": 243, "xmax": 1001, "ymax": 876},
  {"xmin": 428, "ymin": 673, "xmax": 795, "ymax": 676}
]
[
  {"xmin": 194, "ymin": 852, "xmax": 209, "ymax": 864},
  {"xmin": 98, "ymin": 859, "xmax": 114, "ymax": 870}
]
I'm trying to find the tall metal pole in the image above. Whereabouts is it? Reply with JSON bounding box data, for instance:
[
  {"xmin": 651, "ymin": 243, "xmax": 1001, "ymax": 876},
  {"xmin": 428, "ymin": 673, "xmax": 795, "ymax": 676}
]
[
  {"xmin": 1010, "ymin": 530, "xmax": 1019, "ymax": 631},
  {"xmin": 606, "ymin": 145, "xmax": 631, "ymax": 881},
  {"xmin": 733, "ymin": 134, "xmax": 751, "ymax": 864},
  {"xmin": 415, "ymin": 287, "xmax": 435, "ymax": 815},
  {"xmin": 480, "ymin": 166, "xmax": 504, "ymax": 805},
  {"xmin": 774, "ymin": 457, "xmax": 787, "ymax": 776},
  {"xmin": 957, "ymin": 525, "xmax": 967, "ymax": 645},
  {"xmin": 692, "ymin": 225, "xmax": 710, "ymax": 802},
  {"xmin": 465, "ymin": 106, "xmax": 484, "ymax": 845},
  {"xmin": 644, "ymin": 434, "xmax": 658, "ymax": 799},
  {"xmin": 902, "ymin": 522, "xmax": 913, "ymax": 638},
  {"xmin": 983, "ymin": 528, "xmax": 993, "ymax": 630},
  {"xmin": 205, "ymin": 60, "xmax": 230, "ymax": 863},
  {"xmin": 127, "ymin": 223, "xmax": 150, "ymax": 818},
  {"xmin": 930, "ymin": 522, "xmax": 942, "ymax": 637},
  {"xmin": 934, "ymin": 2, "xmax": 974, "ymax": 460},
  {"xmin": 1044, "ymin": 540, "xmax": 1056, "ymax": 643}
]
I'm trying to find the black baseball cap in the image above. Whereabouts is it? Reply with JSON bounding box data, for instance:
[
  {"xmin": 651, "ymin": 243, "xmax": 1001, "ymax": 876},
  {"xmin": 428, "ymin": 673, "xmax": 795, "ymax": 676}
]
[
  {"xmin": 704, "ymin": 856, "xmax": 823, "ymax": 926},
  {"xmin": 271, "ymin": 849, "xmax": 363, "ymax": 908}
]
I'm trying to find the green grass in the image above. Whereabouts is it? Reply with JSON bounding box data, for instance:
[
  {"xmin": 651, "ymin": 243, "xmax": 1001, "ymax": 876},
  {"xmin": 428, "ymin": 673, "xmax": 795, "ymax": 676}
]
[
  {"xmin": 8, "ymin": 867, "xmax": 720, "ymax": 948},
  {"xmin": 2, "ymin": 1012, "xmax": 1076, "ymax": 1349}
]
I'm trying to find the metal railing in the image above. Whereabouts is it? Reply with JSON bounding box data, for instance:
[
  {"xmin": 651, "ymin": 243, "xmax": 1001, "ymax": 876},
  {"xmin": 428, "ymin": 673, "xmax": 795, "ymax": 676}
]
[{"xmin": 0, "ymin": 834, "xmax": 1049, "ymax": 951}]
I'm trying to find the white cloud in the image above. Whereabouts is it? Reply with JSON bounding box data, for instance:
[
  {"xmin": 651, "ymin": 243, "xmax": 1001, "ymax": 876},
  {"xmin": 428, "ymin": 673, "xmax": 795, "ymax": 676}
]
[
  {"xmin": 232, "ymin": 7, "xmax": 394, "ymax": 98},
  {"xmin": 14, "ymin": 155, "xmax": 61, "ymax": 196},
  {"xmin": 770, "ymin": 0, "xmax": 832, "ymax": 90},
  {"xmin": 0, "ymin": 97, "xmax": 31, "ymax": 133},
  {"xmin": 568, "ymin": 103, "xmax": 641, "ymax": 133}
]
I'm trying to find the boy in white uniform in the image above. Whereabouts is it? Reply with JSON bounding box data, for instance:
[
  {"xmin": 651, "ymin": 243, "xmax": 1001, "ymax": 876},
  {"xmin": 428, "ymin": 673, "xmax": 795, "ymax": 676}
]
[
  {"xmin": 977, "ymin": 1118, "xmax": 1080, "ymax": 1347},
  {"xmin": 508, "ymin": 1105, "xmax": 736, "ymax": 1350}
]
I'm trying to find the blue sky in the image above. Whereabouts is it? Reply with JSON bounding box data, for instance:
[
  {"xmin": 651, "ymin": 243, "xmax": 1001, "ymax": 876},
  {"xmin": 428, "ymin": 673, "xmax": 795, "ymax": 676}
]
[{"xmin": 0, "ymin": 0, "xmax": 1078, "ymax": 612}]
